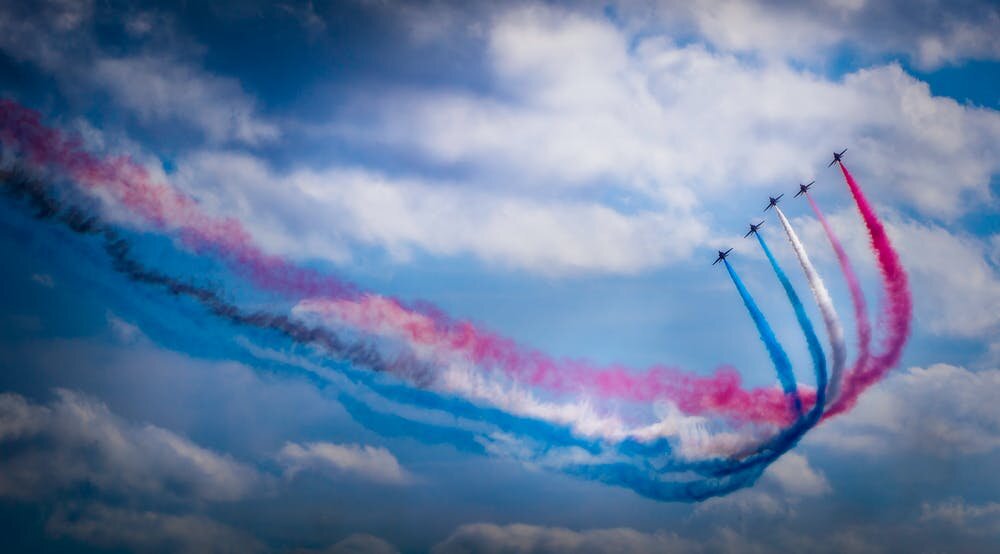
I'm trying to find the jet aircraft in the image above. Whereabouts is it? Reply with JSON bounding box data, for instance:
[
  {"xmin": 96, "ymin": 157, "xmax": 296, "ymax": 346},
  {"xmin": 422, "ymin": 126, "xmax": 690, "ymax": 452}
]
[
  {"xmin": 764, "ymin": 194, "xmax": 783, "ymax": 211},
  {"xmin": 743, "ymin": 221, "xmax": 765, "ymax": 238},
  {"xmin": 794, "ymin": 181, "xmax": 815, "ymax": 198},
  {"xmin": 827, "ymin": 148, "xmax": 847, "ymax": 167},
  {"xmin": 712, "ymin": 248, "xmax": 733, "ymax": 265}
]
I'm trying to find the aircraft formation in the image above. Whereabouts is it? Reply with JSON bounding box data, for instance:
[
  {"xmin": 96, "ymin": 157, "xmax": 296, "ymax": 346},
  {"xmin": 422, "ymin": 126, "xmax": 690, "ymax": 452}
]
[{"xmin": 714, "ymin": 149, "xmax": 847, "ymax": 265}]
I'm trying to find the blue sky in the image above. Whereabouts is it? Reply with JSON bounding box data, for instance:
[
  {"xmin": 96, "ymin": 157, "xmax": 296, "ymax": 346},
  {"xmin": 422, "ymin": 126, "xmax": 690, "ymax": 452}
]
[{"xmin": 1, "ymin": 1, "xmax": 999, "ymax": 552}]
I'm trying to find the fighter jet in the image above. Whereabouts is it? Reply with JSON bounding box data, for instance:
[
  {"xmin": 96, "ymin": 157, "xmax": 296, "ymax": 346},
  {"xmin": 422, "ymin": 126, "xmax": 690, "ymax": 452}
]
[
  {"xmin": 764, "ymin": 194, "xmax": 783, "ymax": 212},
  {"xmin": 712, "ymin": 248, "xmax": 733, "ymax": 265},
  {"xmin": 794, "ymin": 181, "xmax": 815, "ymax": 198},
  {"xmin": 827, "ymin": 148, "xmax": 847, "ymax": 167},
  {"xmin": 743, "ymin": 221, "xmax": 765, "ymax": 238}
]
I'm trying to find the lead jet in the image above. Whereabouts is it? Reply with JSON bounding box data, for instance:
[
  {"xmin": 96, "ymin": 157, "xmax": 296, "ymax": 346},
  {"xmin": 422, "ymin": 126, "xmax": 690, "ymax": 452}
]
[
  {"xmin": 827, "ymin": 148, "xmax": 847, "ymax": 167},
  {"xmin": 712, "ymin": 248, "xmax": 733, "ymax": 265},
  {"xmin": 764, "ymin": 194, "xmax": 783, "ymax": 211},
  {"xmin": 794, "ymin": 181, "xmax": 815, "ymax": 198},
  {"xmin": 743, "ymin": 221, "xmax": 765, "ymax": 238}
]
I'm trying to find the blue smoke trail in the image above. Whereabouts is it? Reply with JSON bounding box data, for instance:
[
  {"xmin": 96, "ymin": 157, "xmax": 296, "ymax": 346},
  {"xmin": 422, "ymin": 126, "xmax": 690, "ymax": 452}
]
[
  {"xmin": 722, "ymin": 259, "xmax": 798, "ymax": 413},
  {"xmin": 692, "ymin": 260, "xmax": 828, "ymax": 479},
  {"xmin": 0, "ymin": 169, "xmax": 823, "ymax": 504},
  {"xmin": 755, "ymin": 232, "xmax": 827, "ymax": 417}
]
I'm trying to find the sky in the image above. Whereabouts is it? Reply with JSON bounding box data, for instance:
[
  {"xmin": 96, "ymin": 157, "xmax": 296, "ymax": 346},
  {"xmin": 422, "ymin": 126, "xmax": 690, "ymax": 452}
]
[{"xmin": 0, "ymin": 0, "xmax": 998, "ymax": 552}]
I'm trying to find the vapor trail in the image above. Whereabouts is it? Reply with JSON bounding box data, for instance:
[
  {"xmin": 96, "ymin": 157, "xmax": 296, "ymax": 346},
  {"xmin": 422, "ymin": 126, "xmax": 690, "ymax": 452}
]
[{"xmin": 773, "ymin": 205, "xmax": 844, "ymax": 417}]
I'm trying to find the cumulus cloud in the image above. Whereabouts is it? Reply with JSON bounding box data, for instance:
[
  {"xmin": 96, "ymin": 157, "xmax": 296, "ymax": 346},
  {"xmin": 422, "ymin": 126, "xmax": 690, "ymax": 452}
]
[
  {"xmin": 921, "ymin": 498, "xmax": 1000, "ymax": 535},
  {"xmin": 293, "ymin": 533, "xmax": 401, "ymax": 554},
  {"xmin": 30, "ymin": 273, "xmax": 54, "ymax": 287},
  {"xmin": 0, "ymin": 0, "xmax": 277, "ymax": 144},
  {"xmin": 106, "ymin": 311, "xmax": 144, "ymax": 343},
  {"xmin": 431, "ymin": 521, "xmax": 902, "ymax": 554},
  {"xmin": 47, "ymin": 503, "xmax": 267, "ymax": 553},
  {"xmin": 278, "ymin": 440, "xmax": 411, "ymax": 484},
  {"xmin": 810, "ymin": 364, "xmax": 1000, "ymax": 456},
  {"xmin": 636, "ymin": 0, "xmax": 1000, "ymax": 70},
  {"xmin": 431, "ymin": 523, "xmax": 699, "ymax": 554},
  {"xmin": 92, "ymin": 55, "xmax": 279, "ymax": 144},
  {"xmin": 694, "ymin": 452, "xmax": 830, "ymax": 518},
  {"xmin": 763, "ymin": 452, "xmax": 831, "ymax": 497},
  {"xmin": 174, "ymin": 152, "xmax": 708, "ymax": 275},
  {"xmin": 345, "ymin": 4, "xmax": 999, "ymax": 221},
  {"xmin": 0, "ymin": 389, "xmax": 262, "ymax": 502}
]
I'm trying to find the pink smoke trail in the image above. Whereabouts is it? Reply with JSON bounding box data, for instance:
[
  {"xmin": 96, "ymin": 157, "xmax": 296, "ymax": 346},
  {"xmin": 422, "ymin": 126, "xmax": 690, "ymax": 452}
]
[
  {"xmin": 0, "ymin": 99, "xmax": 358, "ymax": 301},
  {"xmin": 823, "ymin": 162, "xmax": 912, "ymax": 419},
  {"xmin": 297, "ymin": 296, "xmax": 814, "ymax": 424},
  {"xmin": 0, "ymin": 99, "xmax": 811, "ymax": 425},
  {"xmin": 803, "ymin": 192, "xmax": 871, "ymax": 404}
]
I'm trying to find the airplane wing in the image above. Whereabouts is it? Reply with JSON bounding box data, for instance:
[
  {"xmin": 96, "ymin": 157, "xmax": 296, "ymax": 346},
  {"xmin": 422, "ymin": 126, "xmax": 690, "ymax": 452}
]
[{"xmin": 744, "ymin": 229, "xmax": 753, "ymax": 238}]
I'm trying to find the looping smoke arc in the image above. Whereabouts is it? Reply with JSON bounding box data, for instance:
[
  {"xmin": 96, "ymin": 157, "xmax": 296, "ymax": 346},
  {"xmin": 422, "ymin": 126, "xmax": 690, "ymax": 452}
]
[{"xmin": 0, "ymin": 99, "xmax": 911, "ymax": 502}]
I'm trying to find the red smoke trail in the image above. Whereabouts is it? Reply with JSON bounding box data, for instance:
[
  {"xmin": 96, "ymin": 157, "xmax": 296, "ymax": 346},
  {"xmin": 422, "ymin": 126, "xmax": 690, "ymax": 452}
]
[
  {"xmin": 803, "ymin": 192, "xmax": 871, "ymax": 404},
  {"xmin": 0, "ymin": 99, "xmax": 811, "ymax": 425},
  {"xmin": 823, "ymin": 163, "xmax": 911, "ymax": 418}
]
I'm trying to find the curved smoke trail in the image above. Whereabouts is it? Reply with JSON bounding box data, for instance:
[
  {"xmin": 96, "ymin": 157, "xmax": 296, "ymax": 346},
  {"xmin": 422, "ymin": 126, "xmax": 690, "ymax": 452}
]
[
  {"xmin": 0, "ymin": 167, "xmax": 810, "ymax": 502},
  {"xmin": 2, "ymin": 99, "xmax": 909, "ymax": 501},
  {"xmin": 722, "ymin": 259, "xmax": 801, "ymax": 417},
  {"xmin": 0, "ymin": 98, "xmax": 804, "ymax": 426},
  {"xmin": 825, "ymin": 162, "xmax": 912, "ymax": 418},
  {"xmin": 773, "ymin": 205, "xmax": 845, "ymax": 414},
  {"xmin": 802, "ymin": 192, "xmax": 870, "ymax": 404},
  {"xmin": 755, "ymin": 232, "xmax": 828, "ymax": 417},
  {"xmin": 690, "ymin": 259, "xmax": 827, "ymax": 479}
]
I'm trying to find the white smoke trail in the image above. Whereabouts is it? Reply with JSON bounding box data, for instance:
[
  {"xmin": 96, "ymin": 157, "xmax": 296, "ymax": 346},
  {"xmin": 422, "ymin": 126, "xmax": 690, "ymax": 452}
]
[{"xmin": 774, "ymin": 206, "xmax": 847, "ymax": 404}]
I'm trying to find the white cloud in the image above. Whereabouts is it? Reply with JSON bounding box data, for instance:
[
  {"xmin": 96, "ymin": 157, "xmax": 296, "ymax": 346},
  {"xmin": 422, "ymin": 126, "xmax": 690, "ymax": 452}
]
[
  {"xmin": 0, "ymin": 389, "xmax": 262, "ymax": 502},
  {"xmin": 0, "ymin": 0, "xmax": 276, "ymax": 144},
  {"xmin": 346, "ymin": 5, "xmax": 999, "ymax": 221},
  {"xmin": 278, "ymin": 440, "xmax": 411, "ymax": 484},
  {"xmin": 432, "ymin": 521, "xmax": 894, "ymax": 554},
  {"xmin": 106, "ymin": 311, "xmax": 144, "ymax": 343},
  {"xmin": 764, "ymin": 451, "xmax": 831, "ymax": 497},
  {"xmin": 31, "ymin": 273, "xmax": 54, "ymax": 287},
  {"xmin": 93, "ymin": 55, "xmax": 278, "ymax": 144},
  {"xmin": 47, "ymin": 503, "xmax": 267, "ymax": 553},
  {"xmin": 294, "ymin": 533, "xmax": 401, "ymax": 554},
  {"xmin": 431, "ymin": 523, "xmax": 699, "ymax": 554},
  {"xmin": 810, "ymin": 364, "xmax": 1000, "ymax": 456},
  {"xmin": 175, "ymin": 151, "xmax": 708, "ymax": 275},
  {"xmin": 921, "ymin": 498, "xmax": 1000, "ymax": 535},
  {"xmin": 614, "ymin": 0, "xmax": 1000, "ymax": 71},
  {"xmin": 694, "ymin": 452, "xmax": 830, "ymax": 517},
  {"xmin": 0, "ymin": 392, "xmax": 46, "ymax": 441}
]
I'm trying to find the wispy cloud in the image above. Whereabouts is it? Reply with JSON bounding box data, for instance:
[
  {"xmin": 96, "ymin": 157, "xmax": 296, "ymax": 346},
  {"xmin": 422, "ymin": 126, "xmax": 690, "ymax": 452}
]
[
  {"xmin": 810, "ymin": 364, "xmax": 1000, "ymax": 456},
  {"xmin": 0, "ymin": 389, "xmax": 263, "ymax": 502},
  {"xmin": 0, "ymin": 0, "xmax": 277, "ymax": 145},
  {"xmin": 278, "ymin": 440, "xmax": 411, "ymax": 484}
]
